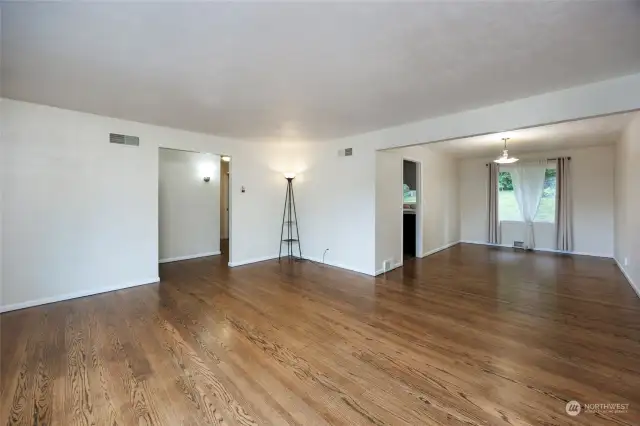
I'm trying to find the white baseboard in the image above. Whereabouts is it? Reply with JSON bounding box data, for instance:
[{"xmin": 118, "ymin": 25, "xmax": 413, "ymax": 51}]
[
  {"xmin": 304, "ymin": 256, "xmax": 376, "ymax": 276},
  {"xmin": 159, "ymin": 251, "xmax": 221, "ymax": 264},
  {"xmin": 420, "ymin": 241, "xmax": 460, "ymax": 258},
  {"xmin": 0, "ymin": 276, "xmax": 160, "ymax": 313},
  {"xmin": 229, "ymin": 254, "xmax": 376, "ymax": 276},
  {"xmin": 459, "ymin": 240, "xmax": 612, "ymax": 258},
  {"xmin": 374, "ymin": 261, "xmax": 403, "ymax": 276},
  {"xmin": 534, "ymin": 247, "xmax": 612, "ymax": 258},
  {"xmin": 372, "ymin": 242, "xmax": 461, "ymax": 276},
  {"xmin": 615, "ymin": 259, "xmax": 639, "ymax": 299},
  {"xmin": 460, "ymin": 240, "xmax": 507, "ymax": 247},
  {"xmin": 228, "ymin": 254, "xmax": 278, "ymax": 267}
]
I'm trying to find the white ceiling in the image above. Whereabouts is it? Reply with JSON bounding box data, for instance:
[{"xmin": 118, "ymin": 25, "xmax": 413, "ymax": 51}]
[
  {"xmin": 2, "ymin": 2, "xmax": 640, "ymax": 140},
  {"xmin": 427, "ymin": 112, "xmax": 635, "ymax": 159}
]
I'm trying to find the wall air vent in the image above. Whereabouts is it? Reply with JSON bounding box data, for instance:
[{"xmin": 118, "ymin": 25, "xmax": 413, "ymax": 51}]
[
  {"xmin": 338, "ymin": 148, "xmax": 353, "ymax": 157},
  {"xmin": 109, "ymin": 133, "xmax": 139, "ymax": 146},
  {"xmin": 513, "ymin": 241, "xmax": 525, "ymax": 250}
]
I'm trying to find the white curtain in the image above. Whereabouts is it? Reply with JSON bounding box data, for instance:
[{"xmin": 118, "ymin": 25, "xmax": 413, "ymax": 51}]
[{"xmin": 510, "ymin": 163, "xmax": 546, "ymax": 249}]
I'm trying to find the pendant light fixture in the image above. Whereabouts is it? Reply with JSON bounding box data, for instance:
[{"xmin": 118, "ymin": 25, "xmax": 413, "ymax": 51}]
[{"xmin": 494, "ymin": 137, "xmax": 519, "ymax": 164}]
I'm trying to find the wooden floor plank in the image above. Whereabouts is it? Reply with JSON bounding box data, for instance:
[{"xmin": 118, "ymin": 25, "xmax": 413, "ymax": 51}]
[{"xmin": 2, "ymin": 243, "xmax": 639, "ymax": 425}]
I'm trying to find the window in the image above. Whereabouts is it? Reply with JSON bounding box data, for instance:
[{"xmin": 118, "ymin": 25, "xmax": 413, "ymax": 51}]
[
  {"xmin": 403, "ymin": 184, "xmax": 417, "ymax": 204},
  {"xmin": 537, "ymin": 168, "xmax": 556, "ymax": 222},
  {"xmin": 498, "ymin": 167, "xmax": 556, "ymax": 222}
]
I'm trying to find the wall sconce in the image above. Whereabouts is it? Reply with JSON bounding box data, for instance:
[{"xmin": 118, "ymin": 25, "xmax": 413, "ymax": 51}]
[{"xmin": 199, "ymin": 162, "xmax": 214, "ymax": 183}]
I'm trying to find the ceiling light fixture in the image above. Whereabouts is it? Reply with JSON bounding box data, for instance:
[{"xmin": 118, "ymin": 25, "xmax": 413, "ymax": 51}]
[{"xmin": 494, "ymin": 138, "xmax": 519, "ymax": 164}]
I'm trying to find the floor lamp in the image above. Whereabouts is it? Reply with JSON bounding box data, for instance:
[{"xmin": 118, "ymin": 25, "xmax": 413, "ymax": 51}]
[{"xmin": 279, "ymin": 173, "xmax": 302, "ymax": 261}]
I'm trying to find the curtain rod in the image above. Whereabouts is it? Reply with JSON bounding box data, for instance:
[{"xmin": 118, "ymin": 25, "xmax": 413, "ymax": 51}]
[{"xmin": 485, "ymin": 157, "xmax": 571, "ymax": 166}]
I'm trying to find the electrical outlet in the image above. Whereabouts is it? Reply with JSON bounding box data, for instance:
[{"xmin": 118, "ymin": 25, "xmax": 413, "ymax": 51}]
[{"xmin": 624, "ymin": 257, "xmax": 629, "ymax": 267}]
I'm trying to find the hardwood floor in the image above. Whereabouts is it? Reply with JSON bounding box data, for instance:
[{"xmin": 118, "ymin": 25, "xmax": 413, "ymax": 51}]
[{"xmin": 2, "ymin": 244, "xmax": 639, "ymax": 425}]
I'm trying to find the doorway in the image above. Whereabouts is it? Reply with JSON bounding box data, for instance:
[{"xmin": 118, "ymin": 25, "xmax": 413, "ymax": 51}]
[
  {"xmin": 158, "ymin": 148, "xmax": 228, "ymax": 265},
  {"xmin": 220, "ymin": 155, "xmax": 231, "ymax": 256},
  {"xmin": 402, "ymin": 159, "xmax": 421, "ymax": 259}
]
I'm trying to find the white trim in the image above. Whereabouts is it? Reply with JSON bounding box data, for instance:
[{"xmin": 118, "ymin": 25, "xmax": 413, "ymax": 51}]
[
  {"xmin": 374, "ymin": 261, "xmax": 403, "ymax": 276},
  {"xmin": 159, "ymin": 251, "xmax": 221, "ymax": 264},
  {"xmin": 420, "ymin": 241, "xmax": 459, "ymax": 258},
  {"xmin": 0, "ymin": 277, "xmax": 160, "ymax": 313},
  {"xmin": 373, "ymin": 242, "xmax": 461, "ymax": 276},
  {"xmin": 372, "ymin": 242, "xmax": 460, "ymax": 275},
  {"xmin": 157, "ymin": 146, "xmax": 235, "ymax": 266},
  {"xmin": 305, "ymin": 256, "xmax": 377, "ymax": 276},
  {"xmin": 230, "ymin": 255, "xmax": 377, "ymax": 276},
  {"xmin": 401, "ymin": 156, "xmax": 423, "ymax": 260},
  {"xmin": 615, "ymin": 259, "xmax": 640, "ymax": 299},
  {"xmin": 459, "ymin": 240, "xmax": 612, "ymax": 258},
  {"xmin": 534, "ymin": 247, "xmax": 612, "ymax": 258},
  {"xmin": 499, "ymin": 220, "xmax": 555, "ymax": 225},
  {"xmin": 228, "ymin": 255, "xmax": 278, "ymax": 267},
  {"xmin": 459, "ymin": 240, "xmax": 508, "ymax": 248},
  {"xmin": 227, "ymin": 159, "xmax": 234, "ymax": 265}
]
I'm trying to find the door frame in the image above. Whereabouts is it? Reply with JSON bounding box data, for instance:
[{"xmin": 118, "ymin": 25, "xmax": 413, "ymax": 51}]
[
  {"xmin": 400, "ymin": 157, "xmax": 423, "ymax": 260},
  {"xmin": 157, "ymin": 147, "xmax": 233, "ymax": 265},
  {"xmin": 221, "ymin": 162, "xmax": 231, "ymax": 240}
]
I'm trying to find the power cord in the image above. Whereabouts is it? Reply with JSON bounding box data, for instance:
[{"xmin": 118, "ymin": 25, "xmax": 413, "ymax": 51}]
[{"xmin": 292, "ymin": 248, "xmax": 329, "ymax": 267}]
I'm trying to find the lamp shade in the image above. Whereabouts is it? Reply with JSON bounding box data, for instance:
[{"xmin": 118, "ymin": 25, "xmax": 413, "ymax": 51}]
[
  {"xmin": 494, "ymin": 138, "xmax": 518, "ymax": 164},
  {"xmin": 494, "ymin": 150, "xmax": 519, "ymax": 164}
]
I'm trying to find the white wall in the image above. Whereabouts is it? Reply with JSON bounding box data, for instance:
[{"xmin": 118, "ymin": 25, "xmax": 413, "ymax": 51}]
[
  {"xmin": 159, "ymin": 149, "xmax": 220, "ymax": 262},
  {"xmin": 374, "ymin": 145, "xmax": 459, "ymax": 274},
  {"xmin": 459, "ymin": 160, "xmax": 488, "ymax": 243},
  {"xmin": 500, "ymin": 222, "xmax": 557, "ymax": 250},
  {"xmin": 1, "ymin": 99, "xmax": 305, "ymax": 311},
  {"xmin": 1, "ymin": 98, "xmax": 379, "ymax": 312},
  {"xmin": 459, "ymin": 145, "xmax": 616, "ymax": 257},
  {"xmin": 418, "ymin": 146, "xmax": 460, "ymax": 255},
  {"xmin": 375, "ymin": 151, "xmax": 402, "ymax": 272},
  {"xmin": 291, "ymin": 140, "xmax": 377, "ymax": 275},
  {"xmin": 2, "ymin": 74, "xmax": 639, "ymax": 310},
  {"xmin": 319, "ymin": 74, "xmax": 639, "ymax": 274},
  {"xmin": 614, "ymin": 113, "xmax": 640, "ymax": 295}
]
